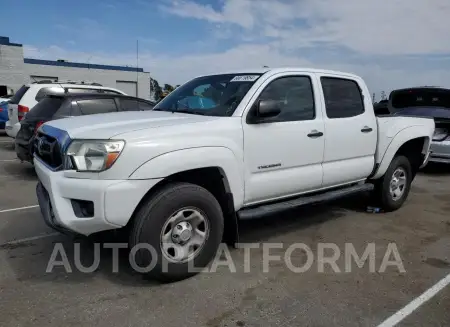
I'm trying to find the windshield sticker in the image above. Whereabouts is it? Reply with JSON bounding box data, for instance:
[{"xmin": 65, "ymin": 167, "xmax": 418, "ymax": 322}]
[{"xmin": 230, "ymin": 75, "xmax": 259, "ymax": 82}]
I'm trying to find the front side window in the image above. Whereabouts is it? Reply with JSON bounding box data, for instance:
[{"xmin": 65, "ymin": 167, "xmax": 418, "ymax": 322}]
[
  {"xmin": 249, "ymin": 76, "xmax": 315, "ymax": 122},
  {"xmin": 153, "ymin": 73, "xmax": 262, "ymax": 116},
  {"xmin": 321, "ymin": 77, "xmax": 365, "ymax": 118}
]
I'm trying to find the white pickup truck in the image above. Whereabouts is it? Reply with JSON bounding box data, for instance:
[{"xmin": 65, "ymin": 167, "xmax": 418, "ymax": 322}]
[{"xmin": 34, "ymin": 68, "xmax": 435, "ymax": 282}]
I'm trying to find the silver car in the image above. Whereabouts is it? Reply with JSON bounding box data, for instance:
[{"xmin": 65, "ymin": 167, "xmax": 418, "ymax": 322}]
[{"xmin": 389, "ymin": 87, "xmax": 450, "ymax": 164}]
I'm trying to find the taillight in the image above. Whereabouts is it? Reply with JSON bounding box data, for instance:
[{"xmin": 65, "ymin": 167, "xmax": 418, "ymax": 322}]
[
  {"xmin": 34, "ymin": 121, "xmax": 44, "ymax": 134},
  {"xmin": 18, "ymin": 105, "xmax": 29, "ymax": 121}
]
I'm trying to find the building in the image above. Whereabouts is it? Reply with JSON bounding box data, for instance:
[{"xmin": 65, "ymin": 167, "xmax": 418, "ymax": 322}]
[{"xmin": 0, "ymin": 36, "xmax": 150, "ymax": 99}]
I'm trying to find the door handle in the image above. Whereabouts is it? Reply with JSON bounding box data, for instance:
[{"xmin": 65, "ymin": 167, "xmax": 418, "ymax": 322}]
[
  {"xmin": 307, "ymin": 130, "xmax": 323, "ymax": 138},
  {"xmin": 361, "ymin": 126, "xmax": 373, "ymax": 133}
]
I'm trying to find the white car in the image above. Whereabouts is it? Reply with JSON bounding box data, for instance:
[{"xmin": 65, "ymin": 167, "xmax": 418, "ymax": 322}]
[
  {"xmin": 33, "ymin": 68, "xmax": 435, "ymax": 282},
  {"xmin": 5, "ymin": 81, "xmax": 126, "ymax": 138}
]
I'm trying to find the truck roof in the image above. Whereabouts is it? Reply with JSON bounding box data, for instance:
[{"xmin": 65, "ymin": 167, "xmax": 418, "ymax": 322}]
[{"xmin": 194, "ymin": 67, "xmax": 361, "ymax": 79}]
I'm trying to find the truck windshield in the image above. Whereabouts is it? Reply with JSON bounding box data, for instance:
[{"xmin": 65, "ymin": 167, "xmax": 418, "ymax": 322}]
[
  {"xmin": 153, "ymin": 73, "xmax": 262, "ymax": 116},
  {"xmin": 391, "ymin": 88, "xmax": 450, "ymax": 112}
]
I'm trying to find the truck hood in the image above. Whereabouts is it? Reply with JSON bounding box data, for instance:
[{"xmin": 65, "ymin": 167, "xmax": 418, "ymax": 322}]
[{"xmin": 44, "ymin": 110, "xmax": 220, "ymax": 139}]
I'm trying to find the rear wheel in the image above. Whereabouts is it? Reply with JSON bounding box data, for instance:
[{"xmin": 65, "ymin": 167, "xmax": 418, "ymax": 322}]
[
  {"xmin": 129, "ymin": 182, "xmax": 224, "ymax": 282},
  {"xmin": 373, "ymin": 155, "xmax": 412, "ymax": 212}
]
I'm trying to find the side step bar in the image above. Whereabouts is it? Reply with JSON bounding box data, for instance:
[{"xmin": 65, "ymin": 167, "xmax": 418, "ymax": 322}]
[{"xmin": 237, "ymin": 183, "xmax": 374, "ymax": 220}]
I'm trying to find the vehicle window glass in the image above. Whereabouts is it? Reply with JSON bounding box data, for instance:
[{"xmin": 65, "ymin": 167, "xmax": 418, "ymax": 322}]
[
  {"xmin": 24, "ymin": 97, "xmax": 63, "ymax": 119},
  {"xmin": 76, "ymin": 98, "xmax": 118, "ymax": 115},
  {"xmin": 70, "ymin": 101, "xmax": 82, "ymax": 116},
  {"xmin": 391, "ymin": 89, "xmax": 450, "ymax": 111},
  {"xmin": 153, "ymin": 73, "xmax": 262, "ymax": 116},
  {"xmin": 53, "ymin": 100, "xmax": 72, "ymax": 117},
  {"xmin": 120, "ymin": 98, "xmax": 154, "ymax": 111},
  {"xmin": 255, "ymin": 76, "xmax": 315, "ymax": 122},
  {"xmin": 9, "ymin": 85, "xmax": 29, "ymax": 104},
  {"xmin": 321, "ymin": 77, "xmax": 364, "ymax": 118},
  {"xmin": 35, "ymin": 87, "xmax": 64, "ymax": 102}
]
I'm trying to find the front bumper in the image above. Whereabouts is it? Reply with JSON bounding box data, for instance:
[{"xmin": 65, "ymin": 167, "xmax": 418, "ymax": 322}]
[
  {"xmin": 429, "ymin": 140, "xmax": 450, "ymax": 164},
  {"xmin": 34, "ymin": 157, "xmax": 162, "ymax": 236},
  {"xmin": 5, "ymin": 121, "xmax": 20, "ymax": 138}
]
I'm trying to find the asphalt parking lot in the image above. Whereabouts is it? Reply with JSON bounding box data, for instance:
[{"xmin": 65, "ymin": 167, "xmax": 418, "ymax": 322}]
[{"xmin": 0, "ymin": 133, "xmax": 449, "ymax": 327}]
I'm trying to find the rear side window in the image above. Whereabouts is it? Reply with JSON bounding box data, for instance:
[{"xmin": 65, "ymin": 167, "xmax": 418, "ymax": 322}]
[
  {"xmin": 9, "ymin": 85, "xmax": 30, "ymax": 104},
  {"xmin": 120, "ymin": 98, "xmax": 155, "ymax": 111},
  {"xmin": 24, "ymin": 97, "xmax": 63, "ymax": 119},
  {"xmin": 321, "ymin": 77, "xmax": 365, "ymax": 118},
  {"xmin": 76, "ymin": 98, "xmax": 118, "ymax": 115}
]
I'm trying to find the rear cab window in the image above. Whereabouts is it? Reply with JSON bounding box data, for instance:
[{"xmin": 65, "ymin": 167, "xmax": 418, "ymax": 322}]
[{"xmin": 9, "ymin": 85, "xmax": 30, "ymax": 104}]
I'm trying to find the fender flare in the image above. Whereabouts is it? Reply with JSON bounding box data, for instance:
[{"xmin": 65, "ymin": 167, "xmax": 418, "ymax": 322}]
[
  {"xmin": 128, "ymin": 146, "xmax": 245, "ymax": 209},
  {"xmin": 372, "ymin": 126, "xmax": 431, "ymax": 179}
]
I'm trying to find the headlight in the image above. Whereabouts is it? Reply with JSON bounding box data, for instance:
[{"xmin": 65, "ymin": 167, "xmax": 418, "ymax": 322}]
[{"xmin": 66, "ymin": 140, "xmax": 125, "ymax": 172}]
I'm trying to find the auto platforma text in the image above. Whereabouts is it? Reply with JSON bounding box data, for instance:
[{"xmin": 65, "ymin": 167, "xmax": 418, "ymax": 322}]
[{"xmin": 45, "ymin": 242, "xmax": 406, "ymax": 274}]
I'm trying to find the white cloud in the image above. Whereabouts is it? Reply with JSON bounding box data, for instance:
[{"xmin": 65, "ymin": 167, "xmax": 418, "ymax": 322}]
[
  {"xmin": 23, "ymin": 42, "xmax": 450, "ymax": 97},
  {"xmin": 163, "ymin": 0, "xmax": 450, "ymax": 55},
  {"xmin": 22, "ymin": 0, "xmax": 450, "ymax": 99}
]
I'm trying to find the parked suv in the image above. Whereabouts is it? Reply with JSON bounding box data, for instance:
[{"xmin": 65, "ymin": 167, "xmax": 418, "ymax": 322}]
[
  {"xmin": 6, "ymin": 80, "xmax": 126, "ymax": 138},
  {"xmin": 15, "ymin": 93, "xmax": 155, "ymax": 163}
]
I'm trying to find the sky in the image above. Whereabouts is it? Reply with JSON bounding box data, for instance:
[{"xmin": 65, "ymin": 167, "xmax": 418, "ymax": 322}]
[{"xmin": 2, "ymin": 0, "xmax": 450, "ymax": 99}]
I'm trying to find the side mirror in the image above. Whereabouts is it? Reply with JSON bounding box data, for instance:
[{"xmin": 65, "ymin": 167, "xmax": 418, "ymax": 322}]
[
  {"xmin": 256, "ymin": 99, "xmax": 281, "ymax": 118},
  {"xmin": 247, "ymin": 99, "xmax": 282, "ymax": 124}
]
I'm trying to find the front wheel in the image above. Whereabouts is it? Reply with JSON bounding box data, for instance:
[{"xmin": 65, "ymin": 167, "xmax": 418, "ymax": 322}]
[
  {"xmin": 373, "ymin": 155, "xmax": 412, "ymax": 212},
  {"xmin": 129, "ymin": 183, "xmax": 224, "ymax": 282}
]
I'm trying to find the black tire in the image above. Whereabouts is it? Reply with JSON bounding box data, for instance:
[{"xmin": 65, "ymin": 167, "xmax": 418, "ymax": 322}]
[
  {"xmin": 373, "ymin": 155, "xmax": 412, "ymax": 212},
  {"xmin": 129, "ymin": 182, "xmax": 224, "ymax": 283}
]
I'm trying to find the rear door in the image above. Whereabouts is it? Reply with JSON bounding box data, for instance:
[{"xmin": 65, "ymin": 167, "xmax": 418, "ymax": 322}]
[
  {"xmin": 318, "ymin": 75, "xmax": 377, "ymax": 187},
  {"xmin": 7, "ymin": 85, "xmax": 30, "ymax": 125}
]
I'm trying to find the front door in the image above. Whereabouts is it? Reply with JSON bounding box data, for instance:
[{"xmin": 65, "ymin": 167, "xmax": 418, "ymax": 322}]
[{"xmin": 242, "ymin": 73, "xmax": 325, "ymax": 205}]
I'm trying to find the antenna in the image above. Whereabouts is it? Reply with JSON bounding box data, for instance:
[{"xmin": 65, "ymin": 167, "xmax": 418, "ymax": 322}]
[{"xmin": 136, "ymin": 39, "xmax": 139, "ymax": 98}]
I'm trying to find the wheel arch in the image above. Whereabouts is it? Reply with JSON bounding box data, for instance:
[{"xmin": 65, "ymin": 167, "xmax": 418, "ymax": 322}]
[
  {"xmin": 127, "ymin": 165, "xmax": 240, "ymax": 246},
  {"xmin": 372, "ymin": 127, "xmax": 430, "ymax": 180}
]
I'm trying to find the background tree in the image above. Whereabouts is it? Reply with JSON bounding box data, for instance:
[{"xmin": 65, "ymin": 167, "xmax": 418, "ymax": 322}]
[
  {"xmin": 150, "ymin": 78, "xmax": 162, "ymax": 101},
  {"xmin": 164, "ymin": 84, "xmax": 174, "ymax": 93}
]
